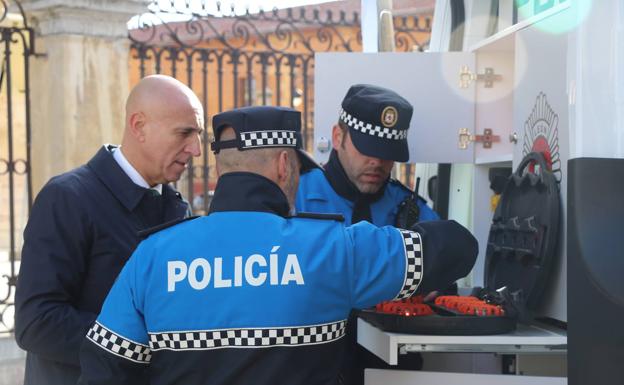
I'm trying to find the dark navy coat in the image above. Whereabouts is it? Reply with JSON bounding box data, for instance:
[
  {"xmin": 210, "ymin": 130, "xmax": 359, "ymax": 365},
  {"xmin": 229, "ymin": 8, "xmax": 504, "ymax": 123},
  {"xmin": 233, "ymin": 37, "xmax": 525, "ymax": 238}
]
[
  {"xmin": 78, "ymin": 172, "xmax": 476, "ymax": 385},
  {"xmin": 14, "ymin": 145, "xmax": 189, "ymax": 385}
]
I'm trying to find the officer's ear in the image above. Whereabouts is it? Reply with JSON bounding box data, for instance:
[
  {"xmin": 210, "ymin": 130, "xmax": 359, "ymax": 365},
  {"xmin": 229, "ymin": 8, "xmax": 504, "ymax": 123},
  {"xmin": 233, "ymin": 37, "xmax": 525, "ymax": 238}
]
[
  {"xmin": 331, "ymin": 124, "xmax": 343, "ymax": 151},
  {"xmin": 276, "ymin": 150, "xmax": 290, "ymax": 183}
]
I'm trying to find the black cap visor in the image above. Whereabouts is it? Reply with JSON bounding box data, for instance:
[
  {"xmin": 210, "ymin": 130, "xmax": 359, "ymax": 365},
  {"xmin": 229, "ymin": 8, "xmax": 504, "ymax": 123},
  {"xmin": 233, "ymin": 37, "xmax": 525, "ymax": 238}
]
[{"xmin": 348, "ymin": 126, "xmax": 409, "ymax": 162}]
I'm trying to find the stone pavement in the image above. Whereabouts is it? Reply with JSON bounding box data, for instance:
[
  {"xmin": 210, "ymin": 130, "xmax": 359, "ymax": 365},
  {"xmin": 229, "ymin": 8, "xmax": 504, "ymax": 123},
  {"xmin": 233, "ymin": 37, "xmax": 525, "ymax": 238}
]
[{"xmin": 0, "ymin": 336, "xmax": 25, "ymax": 385}]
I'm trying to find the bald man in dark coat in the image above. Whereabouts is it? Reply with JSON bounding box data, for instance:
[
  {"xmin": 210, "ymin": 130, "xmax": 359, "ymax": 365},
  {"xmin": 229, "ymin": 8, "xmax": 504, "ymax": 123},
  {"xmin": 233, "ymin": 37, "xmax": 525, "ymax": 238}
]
[{"xmin": 14, "ymin": 75, "xmax": 204, "ymax": 385}]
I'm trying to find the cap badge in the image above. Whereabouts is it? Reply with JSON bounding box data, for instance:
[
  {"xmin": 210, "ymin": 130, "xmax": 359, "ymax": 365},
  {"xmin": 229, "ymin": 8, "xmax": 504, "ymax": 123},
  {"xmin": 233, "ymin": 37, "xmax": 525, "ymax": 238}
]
[{"xmin": 381, "ymin": 106, "xmax": 398, "ymax": 127}]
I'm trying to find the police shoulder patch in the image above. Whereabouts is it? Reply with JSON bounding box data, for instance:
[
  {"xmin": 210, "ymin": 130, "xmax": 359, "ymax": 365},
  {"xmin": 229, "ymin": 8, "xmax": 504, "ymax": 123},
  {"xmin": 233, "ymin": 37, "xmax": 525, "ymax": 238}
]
[
  {"xmin": 292, "ymin": 212, "xmax": 345, "ymax": 222},
  {"xmin": 389, "ymin": 178, "xmax": 413, "ymax": 195},
  {"xmin": 138, "ymin": 215, "xmax": 200, "ymax": 239},
  {"xmin": 389, "ymin": 179, "xmax": 429, "ymax": 204}
]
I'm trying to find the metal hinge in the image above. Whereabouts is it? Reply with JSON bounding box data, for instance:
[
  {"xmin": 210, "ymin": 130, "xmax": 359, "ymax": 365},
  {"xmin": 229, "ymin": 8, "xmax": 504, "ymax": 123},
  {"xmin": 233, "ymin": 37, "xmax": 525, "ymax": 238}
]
[
  {"xmin": 459, "ymin": 128, "xmax": 501, "ymax": 149},
  {"xmin": 459, "ymin": 66, "xmax": 502, "ymax": 88}
]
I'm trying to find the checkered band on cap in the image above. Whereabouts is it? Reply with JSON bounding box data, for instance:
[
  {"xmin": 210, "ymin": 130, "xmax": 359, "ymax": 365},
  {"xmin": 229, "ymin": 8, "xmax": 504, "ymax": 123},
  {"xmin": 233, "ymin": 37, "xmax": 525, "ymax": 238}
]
[
  {"xmin": 339, "ymin": 108, "xmax": 408, "ymax": 140},
  {"xmin": 86, "ymin": 321, "xmax": 151, "ymax": 364},
  {"xmin": 149, "ymin": 319, "xmax": 346, "ymax": 351},
  {"xmin": 394, "ymin": 229, "xmax": 423, "ymax": 300},
  {"xmin": 240, "ymin": 130, "xmax": 298, "ymax": 149}
]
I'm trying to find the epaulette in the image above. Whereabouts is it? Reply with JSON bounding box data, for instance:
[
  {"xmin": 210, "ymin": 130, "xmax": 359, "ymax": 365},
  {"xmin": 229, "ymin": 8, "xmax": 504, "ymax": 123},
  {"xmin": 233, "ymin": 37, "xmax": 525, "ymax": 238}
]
[
  {"xmin": 389, "ymin": 178, "xmax": 428, "ymax": 203},
  {"xmin": 389, "ymin": 178, "xmax": 414, "ymax": 195},
  {"xmin": 292, "ymin": 212, "xmax": 345, "ymax": 222},
  {"xmin": 138, "ymin": 215, "xmax": 200, "ymax": 239}
]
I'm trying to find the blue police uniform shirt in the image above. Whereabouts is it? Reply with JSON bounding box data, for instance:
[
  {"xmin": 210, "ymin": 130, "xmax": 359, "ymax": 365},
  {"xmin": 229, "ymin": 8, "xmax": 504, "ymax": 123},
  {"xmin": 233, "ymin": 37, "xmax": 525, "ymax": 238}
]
[
  {"xmin": 78, "ymin": 173, "xmax": 428, "ymax": 385},
  {"xmin": 295, "ymin": 151, "xmax": 438, "ymax": 385},
  {"xmin": 296, "ymin": 151, "xmax": 438, "ymax": 227}
]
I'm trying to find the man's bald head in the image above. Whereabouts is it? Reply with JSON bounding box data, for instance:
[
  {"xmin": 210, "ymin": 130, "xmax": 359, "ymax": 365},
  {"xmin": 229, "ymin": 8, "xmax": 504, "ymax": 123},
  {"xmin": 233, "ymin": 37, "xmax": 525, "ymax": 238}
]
[
  {"xmin": 122, "ymin": 75, "xmax": 204, "ymax": 186},
  {"xmin": 125, "ymin": 75, "xmax": 202, "ymax": 128}
]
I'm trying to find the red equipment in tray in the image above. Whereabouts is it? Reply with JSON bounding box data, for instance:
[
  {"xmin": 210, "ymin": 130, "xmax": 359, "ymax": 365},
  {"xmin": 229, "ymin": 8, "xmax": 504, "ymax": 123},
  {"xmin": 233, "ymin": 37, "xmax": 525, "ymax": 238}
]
[
  {"xmin": 360, "ymin": 152, "xmax": 561, "ymax": 335},
  {"xmin": 375, "ymin": 296, "xmax": 433, "ymax": 317}
]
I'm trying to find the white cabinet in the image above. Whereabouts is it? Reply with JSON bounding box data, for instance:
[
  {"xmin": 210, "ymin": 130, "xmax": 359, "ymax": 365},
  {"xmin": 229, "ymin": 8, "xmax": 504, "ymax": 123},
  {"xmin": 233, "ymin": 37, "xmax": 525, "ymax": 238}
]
[
  {"xmin": 356, "ymin": 316, "xmax": 568, "ymax": 383},
  {"xmin": 313, "ymin": 42, "xmax": 515, "ymax": 164},
  {"xmin": 357, "ymin": 319, "xmax": 567, "ymax": 366},
  {"xmin": 314, "ymin": 52, "xmax": 476, "ymax": 164},
  {"xmin": 365, "ymin": 369, "xmax": 566, "ymax": 385},
  {"xmin": 314, "ymin": 49, "xmax": 517, "ymax": 293},
  {"xmin": 313, "ymin": 4, "xmax": 571, "ymax": 324},
  {"xmin": 313, "ymin": 4, "xmax": 574, "ymax": 383},
  {"xmin": 510, "ymin": 10, "xmax": 570, "ymax": 323}
]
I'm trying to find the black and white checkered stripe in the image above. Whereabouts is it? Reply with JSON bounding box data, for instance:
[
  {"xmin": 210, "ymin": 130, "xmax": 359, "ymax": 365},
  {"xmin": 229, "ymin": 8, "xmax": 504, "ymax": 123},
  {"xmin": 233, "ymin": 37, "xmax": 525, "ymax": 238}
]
[
  {"xmin": 86, "ymin": 322, "xmax": 151, "ymax": 364},
  {"xmin": 394, "ymin": 229, "xmax": 423, "ymax": 299},
  {"xmin": 149, "ymin": 320, "xmax": 346, "ymax": 351},
  {"xmin": 339, "ymin": 108, "xmax": 408, "ymax": 140},
  {"xmin": 240, "ymin": 130, "xmax": 298, "ymax": 149}
]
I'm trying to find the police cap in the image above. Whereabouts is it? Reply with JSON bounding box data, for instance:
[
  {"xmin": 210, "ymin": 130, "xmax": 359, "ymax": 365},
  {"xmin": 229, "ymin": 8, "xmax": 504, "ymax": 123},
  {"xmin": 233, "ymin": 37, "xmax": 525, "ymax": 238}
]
[
  {"xmin": 339, "ymin": 84, "xmax": 413, "ymax": 162},
  {"xmin": 211, "ymin": 106, "xmax": 318, "ymax": 172}
]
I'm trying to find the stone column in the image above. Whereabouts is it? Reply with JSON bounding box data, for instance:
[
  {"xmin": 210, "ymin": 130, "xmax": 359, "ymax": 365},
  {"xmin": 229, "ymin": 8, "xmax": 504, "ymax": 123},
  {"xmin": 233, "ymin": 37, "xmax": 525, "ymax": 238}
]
[{"xmin": 21, "ymin": 0, "xmax": 149, "ymax": 194}]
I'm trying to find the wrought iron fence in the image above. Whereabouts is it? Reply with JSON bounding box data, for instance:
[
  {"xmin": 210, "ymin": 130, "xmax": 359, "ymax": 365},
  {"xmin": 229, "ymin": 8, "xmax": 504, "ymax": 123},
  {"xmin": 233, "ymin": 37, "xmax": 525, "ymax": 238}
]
[
  {"xmin": 0, "ymin": 0, "xmax": 36, "ymax": 335},
  {"xmin": 129, "ymin": 1, "xmax": 432, "ymax": 212}
]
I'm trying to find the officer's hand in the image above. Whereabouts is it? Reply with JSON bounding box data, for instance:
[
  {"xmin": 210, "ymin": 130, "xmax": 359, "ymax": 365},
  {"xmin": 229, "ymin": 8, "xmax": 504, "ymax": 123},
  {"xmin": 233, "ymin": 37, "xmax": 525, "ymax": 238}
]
[{"xmin": 409, "ymin": 220, "xmax": 478, "ymax": 294}]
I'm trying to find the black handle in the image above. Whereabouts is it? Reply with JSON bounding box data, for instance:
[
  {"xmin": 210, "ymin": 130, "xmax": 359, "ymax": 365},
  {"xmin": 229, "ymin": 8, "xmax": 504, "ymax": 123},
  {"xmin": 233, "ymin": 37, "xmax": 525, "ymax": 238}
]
[{"xmin": 515, "ymin": 151, "xmax": 549, "ymax": 178}]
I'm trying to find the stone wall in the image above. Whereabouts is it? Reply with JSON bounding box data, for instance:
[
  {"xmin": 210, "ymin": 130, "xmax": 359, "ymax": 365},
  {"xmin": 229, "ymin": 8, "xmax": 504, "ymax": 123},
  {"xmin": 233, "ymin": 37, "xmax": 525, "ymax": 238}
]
[{"xmin": 22, "ymin": 0, "xmax": 149, "ymax": 194}]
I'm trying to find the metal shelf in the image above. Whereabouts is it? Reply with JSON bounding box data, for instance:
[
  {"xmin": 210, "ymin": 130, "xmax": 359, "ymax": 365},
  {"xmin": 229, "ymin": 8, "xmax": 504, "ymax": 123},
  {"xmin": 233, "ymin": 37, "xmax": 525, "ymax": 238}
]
[{"xmin": 357, "ymin": 318, "xmax": 567, "ymax": 365}]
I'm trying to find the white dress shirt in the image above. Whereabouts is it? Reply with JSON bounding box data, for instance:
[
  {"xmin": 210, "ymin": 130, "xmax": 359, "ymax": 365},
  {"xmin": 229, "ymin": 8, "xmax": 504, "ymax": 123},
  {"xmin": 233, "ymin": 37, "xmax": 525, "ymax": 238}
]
[{"xmin": 111, "ymin": 145, "xmax": 163, "ymax": 195}]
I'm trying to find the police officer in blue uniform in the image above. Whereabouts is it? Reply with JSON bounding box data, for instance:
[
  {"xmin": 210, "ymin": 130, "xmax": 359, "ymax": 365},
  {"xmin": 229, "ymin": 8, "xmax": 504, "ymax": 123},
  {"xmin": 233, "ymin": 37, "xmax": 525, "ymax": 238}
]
[
  {"xmin": 78, "ymin": 106, "xmax": 477, "ymax": 385},
  {"xmin": 296, "ymin": 83, "xmax": 438, "ymax": 228},
  {"xmin": 296, "ymin": 84, "xmax": 440, "ymax": 384}
]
